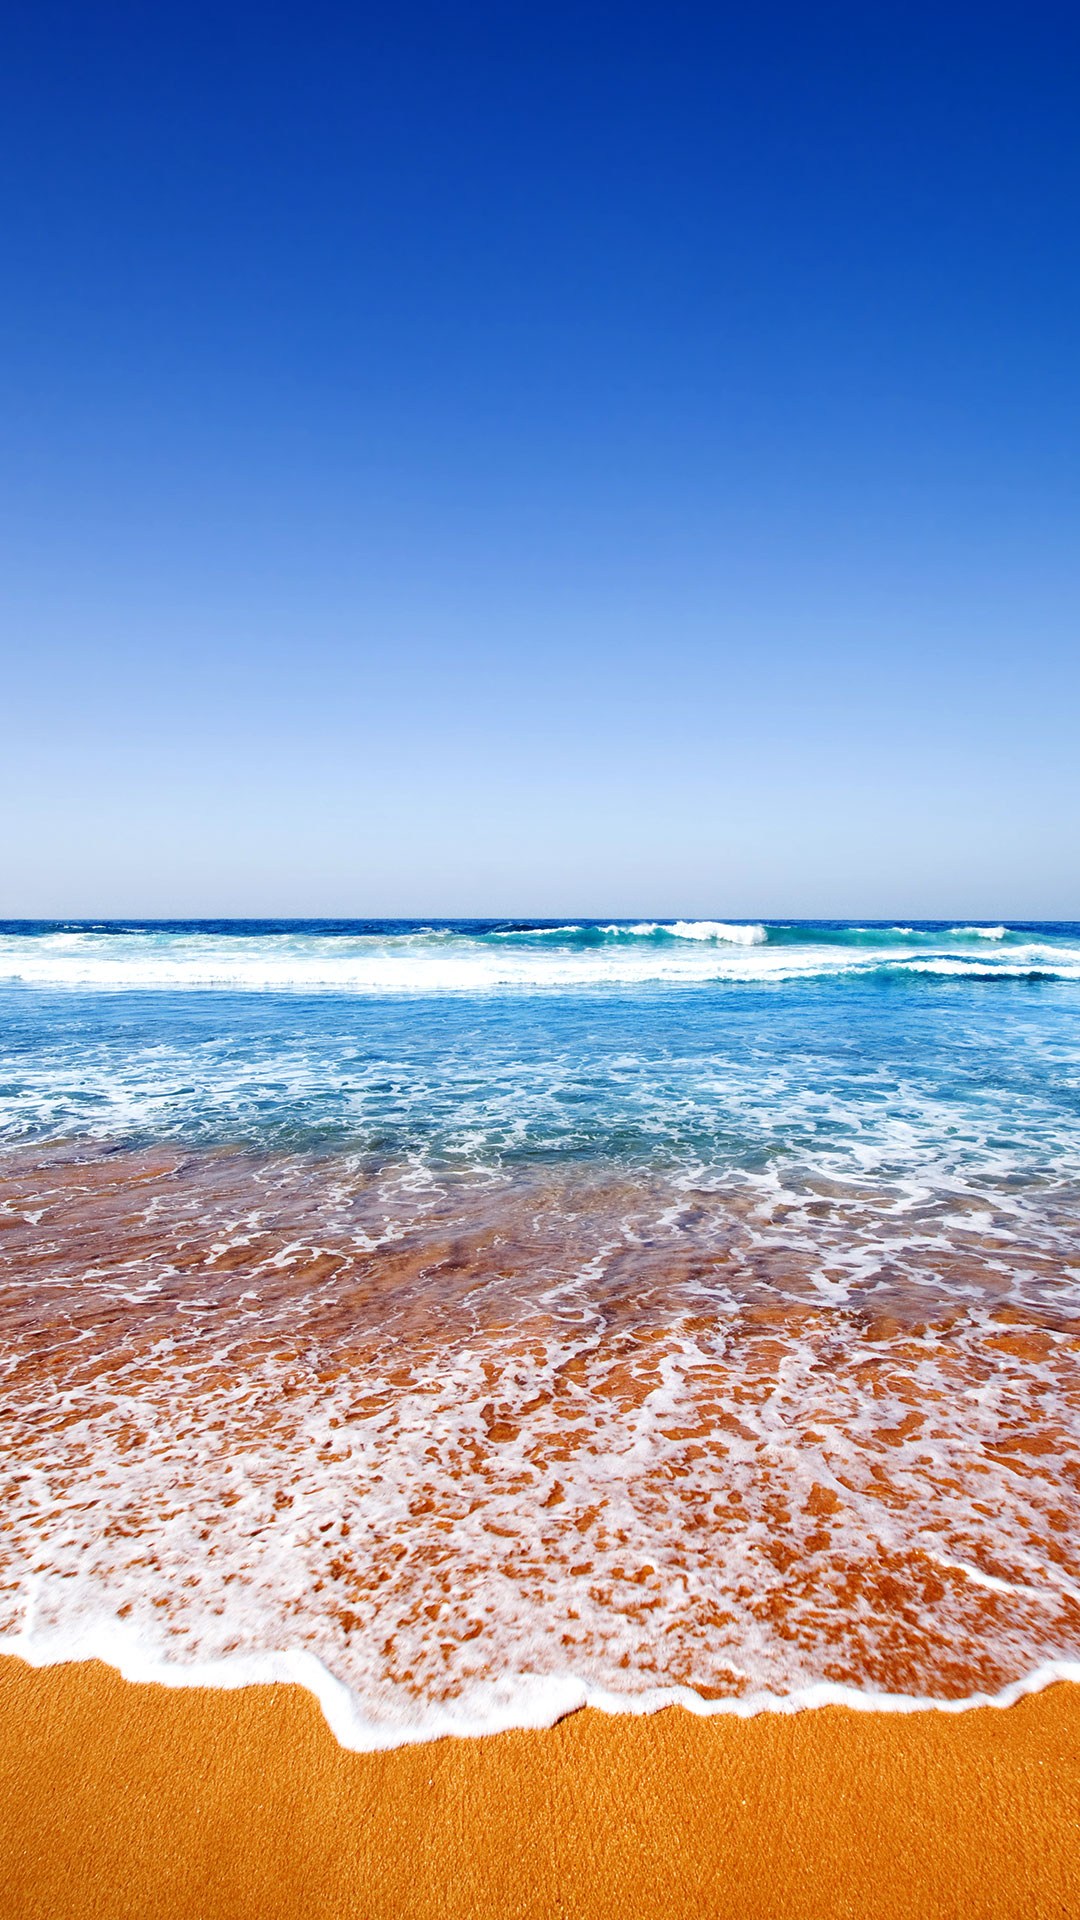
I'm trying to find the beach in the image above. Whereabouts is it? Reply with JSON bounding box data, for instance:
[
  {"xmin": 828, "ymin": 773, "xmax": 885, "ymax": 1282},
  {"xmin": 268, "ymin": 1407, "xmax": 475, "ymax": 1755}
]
[
  {"xmin": 8, "ymin": 0, "xmax": 1079, "ymax": 1900},
  {"xmin": 2, "ymin": 1656, "xmax": 1079, "ymax": 1918},
  {"xmin": 2, "ymin": 922, "xmax": 1080, "ymax": 1908}
]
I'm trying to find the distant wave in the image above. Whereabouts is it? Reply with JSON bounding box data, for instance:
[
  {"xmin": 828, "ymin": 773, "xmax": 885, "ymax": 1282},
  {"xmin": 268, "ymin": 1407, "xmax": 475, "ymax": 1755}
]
[
  {"xmin": 0, "ymin": 923, "xmax": 1077, "ymax": 991},
  {"xmin": 596, "ymin": 920, "xmax": 767, "ymax": 944},
  {"xmin": 491, "ymin": 920, "xmax": 767, "ymax": 946}
]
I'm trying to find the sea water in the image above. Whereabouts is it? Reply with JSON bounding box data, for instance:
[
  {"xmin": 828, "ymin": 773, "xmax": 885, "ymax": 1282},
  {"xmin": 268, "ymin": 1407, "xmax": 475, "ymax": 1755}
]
[{"xmin": 1, "ymin": 919, "xmax": 1078, "ymax": 1744}]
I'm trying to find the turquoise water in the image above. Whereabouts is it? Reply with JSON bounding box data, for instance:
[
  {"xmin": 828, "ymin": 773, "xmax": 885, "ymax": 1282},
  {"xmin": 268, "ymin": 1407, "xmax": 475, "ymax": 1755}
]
[{"xmin": 2, "ymin": 920, "xmax": 1079, "ymax": 1178}]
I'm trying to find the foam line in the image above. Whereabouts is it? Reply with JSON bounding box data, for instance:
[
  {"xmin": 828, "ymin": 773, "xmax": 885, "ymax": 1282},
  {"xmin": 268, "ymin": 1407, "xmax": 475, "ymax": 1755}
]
[{"xmin": 4, "ymin": 1628, "xmax": 1079, "ymax": 1750}]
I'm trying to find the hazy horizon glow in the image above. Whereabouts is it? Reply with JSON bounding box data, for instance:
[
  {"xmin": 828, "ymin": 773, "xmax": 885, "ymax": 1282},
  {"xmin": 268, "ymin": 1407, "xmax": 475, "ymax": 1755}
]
[{"xmin": 2, "ymin": 2, "xmax": 1078, "ymax": 917}]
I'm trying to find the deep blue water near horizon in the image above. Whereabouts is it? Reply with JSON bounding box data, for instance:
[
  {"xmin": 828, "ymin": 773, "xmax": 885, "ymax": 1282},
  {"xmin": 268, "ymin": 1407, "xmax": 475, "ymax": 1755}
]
[{"xmin": 2, "ymin": 915, "xmax": 1077, "ymax": 940}]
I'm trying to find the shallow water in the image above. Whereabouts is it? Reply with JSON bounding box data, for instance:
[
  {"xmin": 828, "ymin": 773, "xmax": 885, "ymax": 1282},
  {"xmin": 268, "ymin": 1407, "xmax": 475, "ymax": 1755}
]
[{"xmin": 1, "ymin": 920, "xmax": 1078, "ymax": 1740}]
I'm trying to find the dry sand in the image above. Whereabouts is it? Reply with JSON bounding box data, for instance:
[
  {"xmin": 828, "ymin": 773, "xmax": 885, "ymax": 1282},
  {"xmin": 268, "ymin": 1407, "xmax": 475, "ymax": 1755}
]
[{"xmin": 0, "ymin": 1656, "xmax": 1078, "ymax": 1918}]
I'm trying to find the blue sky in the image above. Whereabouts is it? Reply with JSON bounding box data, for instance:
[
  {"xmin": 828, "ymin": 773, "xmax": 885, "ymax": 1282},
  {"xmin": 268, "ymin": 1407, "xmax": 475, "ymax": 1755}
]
[{"xmin": 2, "ymin": 1, "xmax": 1078, "ymax": 916}]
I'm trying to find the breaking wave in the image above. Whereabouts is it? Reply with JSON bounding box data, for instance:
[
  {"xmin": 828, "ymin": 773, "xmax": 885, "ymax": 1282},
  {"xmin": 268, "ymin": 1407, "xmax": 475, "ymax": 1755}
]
[{"xmin": 0, "ymin": 920, "xmax": 1076, "ymax": 993}]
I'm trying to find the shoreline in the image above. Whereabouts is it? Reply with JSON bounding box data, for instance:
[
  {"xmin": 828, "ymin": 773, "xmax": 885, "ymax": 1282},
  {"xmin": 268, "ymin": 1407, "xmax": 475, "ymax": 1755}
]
[
  {"xmin": 2, "ymin": 1657, "xmax": 1078, "ymax": 1917},
  {"xmin": 6, "ymin": 1635, "xmax": 1080, "ymax": 1748}
]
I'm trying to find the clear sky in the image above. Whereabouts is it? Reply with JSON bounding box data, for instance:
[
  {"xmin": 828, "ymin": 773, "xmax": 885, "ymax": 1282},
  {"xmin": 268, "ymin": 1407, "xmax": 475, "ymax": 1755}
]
[{"xmin": 2, "ymin": 1, "xmax": 1078, "ymax": 918}]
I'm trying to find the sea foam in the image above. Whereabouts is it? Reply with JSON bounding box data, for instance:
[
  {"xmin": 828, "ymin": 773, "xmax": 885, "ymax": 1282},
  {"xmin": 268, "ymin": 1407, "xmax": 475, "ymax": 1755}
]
[
  {"xmin": 0, "ymin": 922, "xmax": 1077, "ymax": 992},
  {"xmin": 2, "ymin": 1144, "xmax": 1080, "ymax": 1750},
  {"xmin": 2, "ymin": 920, "xmax": 1079, "ymax": 1749}
]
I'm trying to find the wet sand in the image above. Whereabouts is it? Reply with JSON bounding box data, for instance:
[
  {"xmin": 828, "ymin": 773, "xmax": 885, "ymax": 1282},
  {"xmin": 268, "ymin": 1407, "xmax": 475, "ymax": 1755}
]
[
  {"xmin": 1, "ymin": 1658, "xmax": 1078, "ymax": 1919},
  {"xmin": 5, "ymin": 1147, "xmax": 1080, "ymax": 1718}
]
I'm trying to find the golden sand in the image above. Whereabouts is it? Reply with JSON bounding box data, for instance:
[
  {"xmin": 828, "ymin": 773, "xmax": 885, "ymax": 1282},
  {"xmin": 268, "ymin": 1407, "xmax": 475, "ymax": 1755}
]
[{"xmin": 0, "ymin": 1657, "xmax": 1078, "ymax": 1918}]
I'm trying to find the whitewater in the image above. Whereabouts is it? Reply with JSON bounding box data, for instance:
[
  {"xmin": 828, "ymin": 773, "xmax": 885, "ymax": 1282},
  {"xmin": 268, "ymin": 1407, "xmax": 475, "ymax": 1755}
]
[
  {"xmin": 1, "ymin": 919, "xmax": 1079, "ymax": 1746},
  {"xmin": 1, "ymin": 918, "xmax": 1078, "ymax": 993}
]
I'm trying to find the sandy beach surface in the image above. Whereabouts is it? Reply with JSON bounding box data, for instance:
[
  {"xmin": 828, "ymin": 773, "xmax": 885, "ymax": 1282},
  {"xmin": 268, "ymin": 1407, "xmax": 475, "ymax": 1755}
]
[{"xmin": 0, "ymin": 1658, "xmax": 1077, "ymax": 1918}]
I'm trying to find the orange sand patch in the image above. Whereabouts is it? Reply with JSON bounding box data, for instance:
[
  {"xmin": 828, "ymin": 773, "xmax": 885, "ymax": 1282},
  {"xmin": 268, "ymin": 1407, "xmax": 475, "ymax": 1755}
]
[{"xmin": 0, "ymin": 1657, "xmax": 1078, "ymax": 1918}]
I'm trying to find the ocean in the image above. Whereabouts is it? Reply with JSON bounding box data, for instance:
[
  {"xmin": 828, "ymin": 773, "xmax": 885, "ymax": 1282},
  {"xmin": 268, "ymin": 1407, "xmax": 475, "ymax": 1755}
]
[{"xmin": 1, "ymin": 918, "xmax": 1078, "ymax": 1745}]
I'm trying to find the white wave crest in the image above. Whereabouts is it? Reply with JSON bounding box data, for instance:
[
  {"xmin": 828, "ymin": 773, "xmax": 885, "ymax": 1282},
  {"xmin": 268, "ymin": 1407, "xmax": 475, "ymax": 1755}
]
[
  {"xmin": 667, "ymin": 921, "xmax": 767, "ymax": 944},
  {"xmin": 0, "ymin": 928, "xmax": 1075, "ymax": 993},
  {"xmin": 597, "ymin": 921, "xmax": 766, "ymax": 943}
]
